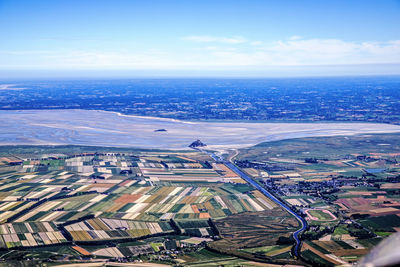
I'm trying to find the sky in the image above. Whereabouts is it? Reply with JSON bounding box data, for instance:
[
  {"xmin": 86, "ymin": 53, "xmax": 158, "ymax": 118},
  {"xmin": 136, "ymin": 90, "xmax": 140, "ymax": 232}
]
[{"xmin": 0, "ymin": 0, "xmax": 399, "ymax": 78}]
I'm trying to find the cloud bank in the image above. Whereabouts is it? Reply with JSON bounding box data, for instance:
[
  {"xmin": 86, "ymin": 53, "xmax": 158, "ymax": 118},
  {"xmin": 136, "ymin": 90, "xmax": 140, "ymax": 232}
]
[{"xmin": 1, "ymin": 36, "xmax": 399, "ymax": 71}]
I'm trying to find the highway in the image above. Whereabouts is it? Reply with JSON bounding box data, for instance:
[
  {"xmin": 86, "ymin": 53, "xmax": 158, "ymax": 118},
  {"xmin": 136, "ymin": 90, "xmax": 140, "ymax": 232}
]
[{"xmin": 206, "ymin": 150, "xmax": 308, "ymax": 257}]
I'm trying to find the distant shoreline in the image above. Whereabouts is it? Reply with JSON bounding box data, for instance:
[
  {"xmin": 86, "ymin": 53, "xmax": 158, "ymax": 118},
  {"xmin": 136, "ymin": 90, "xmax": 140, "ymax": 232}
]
[{"xmin": 1, "ymin": 108, "xmax": 398, "ymax": 125}]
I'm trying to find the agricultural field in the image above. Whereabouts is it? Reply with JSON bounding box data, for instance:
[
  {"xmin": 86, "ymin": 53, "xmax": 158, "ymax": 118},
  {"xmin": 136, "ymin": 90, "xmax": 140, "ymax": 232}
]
[
  {"xmin": 65, "ymin": 218, "xmax": 174, "ymax": 241},
  {"xmin": 175, "ymin": 247, "xmax": 294, "ymax": 267},
  {"xmin": 0, "ymin": 221, "xmax": 67, "ymax": 248},
  {"xmin": 0, "ymin": 151, "xmax": 274, "ymax": 225},
  {"xmin": 0, "ymin": 145, "xmax": 301, "ymax": 266},
  {"xmin": 284, "ymin": 195, "xmax": 323, "ymax": 208},
  {"xmin": 3, "ymin": 133, "xmax": 399, "ymax": 266},
  {"xmin": 174, "ymin": 220, "xmax": 217, "ymax": 237},
  {"xmin": 358, "ymin": 214, "xmax": 400, "ymax": 232},
  {"xmin": 242, "ymin": 244, "xmax": 292, "ymax": 258},
  {"xmin": 237, "ymin": 133, "xmax": 400, "ymax": 266},
  {"xmin": 208, "ymin": 209, "xmax": 299, "ymax": 264},
  {"xmin": 92, "ymin": 244, "xmax": 155, "ymax": 258}
]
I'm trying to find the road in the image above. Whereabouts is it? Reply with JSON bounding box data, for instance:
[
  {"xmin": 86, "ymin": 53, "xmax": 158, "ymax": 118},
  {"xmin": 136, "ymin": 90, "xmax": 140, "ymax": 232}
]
[{"xmin": 205, "ymin": 150, "xmax": 308, "ymax": 257}]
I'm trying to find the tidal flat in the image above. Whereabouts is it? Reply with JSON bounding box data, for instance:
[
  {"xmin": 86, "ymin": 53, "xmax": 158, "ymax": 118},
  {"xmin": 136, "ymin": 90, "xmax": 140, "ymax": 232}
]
[{"xmin": 2, "ymin": 109, "xmax": 400, "ymax": 149}]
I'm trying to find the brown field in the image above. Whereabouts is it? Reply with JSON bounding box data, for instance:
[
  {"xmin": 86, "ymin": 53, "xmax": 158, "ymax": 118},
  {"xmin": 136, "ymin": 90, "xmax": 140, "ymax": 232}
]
[
  {"xmin": 229, "ymin": 178, "xmax": 247, "ymax": 183},
  {"xmin": 207, "ymin": 209, "xmax": 302, "ymax": 266},
  {"xmin": 370, "ymin": 207, "xmax": 399, "ymax": 214},
  {"xmin": 199, "ymin": 213, "xmax": 211, "ymax": 219},
  {"xmin": 210, "ymin": 209, "xmax": 298, "ymax": 250},
  {"xmin": 72, "ymin": 246, "xmax": 91, "ymax": 256},
  {"xmin": 214, "ymin": 164, "xmax": 239, "ymax": 178},
  {"xmin": 252, "ymin": 191, "xmax": 278, "ymax": 208},
  {"xmin": 381, "ymin": 183, "xmax": 400, "ymax": 189},
  {"xmin": 88, "ymin": 183, "xmax": 113, "ymax": 188},
  {"xmin": 191, "ymin": 205, "xmax": 200, "ymax": 213},
  {"xmin": 119, "ymin": 180, "xmax": 134, "ymax": 186},
  {"xmin": 115, "ymin": 194, "xmax": 142, "ymax": 203},
  {"xmin": 333, "ymin": 249, "xmax": 369, "ymax": 257},
  {"xmin": 370, "ymin": 152, "xmax": 400, "ymax": 157}
]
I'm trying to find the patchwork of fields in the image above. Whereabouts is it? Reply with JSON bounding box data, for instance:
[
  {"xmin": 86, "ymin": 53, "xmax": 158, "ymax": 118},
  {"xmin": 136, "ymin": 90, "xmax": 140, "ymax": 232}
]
[
  {"xmin": 0, "ymin": 152, "xmax": 277, "ymax": 225},
  {"xmin": 0, "ymin": 147, "xmax": 300, "ymax": 266},
  {"xmin": 65, "ymin": 218, "xmax": 173, "ymax": 241},
  {"xmin": 0, "ymin": 221, "xmax": 67, "ymax": 248},
  {"xmin": 237, "ymin": 134, "xmax": 400, "ymax": 266}
]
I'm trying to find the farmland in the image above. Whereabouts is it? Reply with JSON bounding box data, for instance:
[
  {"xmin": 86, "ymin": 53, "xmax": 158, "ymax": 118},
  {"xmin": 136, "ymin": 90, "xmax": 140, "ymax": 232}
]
[
  {"xmin": 0, "ymin": 221, "xmax": 67, "ymax": 248},
  {"xmin": 65, "ymin": 218, "xmax": 174, "ymax": 241},
  {"xmin": 0, "ymin": 145, "xmax": 302, "ymax": 266},
  {"xmin": 236, "ymin": 133, "xmax": 400, "ymax": 266},
  {"xmin": 1, "ymin": 133, "xmax": 400, "ymax": 266},
  {"xmin": 209, "ymin": 209, "xmax": 298, "ymax": 261}
]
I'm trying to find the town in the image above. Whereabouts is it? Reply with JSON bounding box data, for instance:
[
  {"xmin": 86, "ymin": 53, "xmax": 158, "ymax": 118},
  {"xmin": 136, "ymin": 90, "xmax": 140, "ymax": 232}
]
[{"xmin": 1, "ymin": 76, "xmax": 400, "ymax": 125}]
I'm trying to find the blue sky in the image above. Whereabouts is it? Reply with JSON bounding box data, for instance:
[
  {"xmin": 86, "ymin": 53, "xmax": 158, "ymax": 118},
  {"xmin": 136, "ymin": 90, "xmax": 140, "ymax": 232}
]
[{"xmin": 0, "ymin": 0, "xmax": 399, "ymax": 77}]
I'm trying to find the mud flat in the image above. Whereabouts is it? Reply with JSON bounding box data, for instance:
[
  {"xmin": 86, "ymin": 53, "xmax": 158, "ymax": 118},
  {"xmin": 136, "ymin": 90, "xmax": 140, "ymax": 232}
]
[{"xmin": 1, "ymin": 109, "xmax": 400, "ymax": 149}]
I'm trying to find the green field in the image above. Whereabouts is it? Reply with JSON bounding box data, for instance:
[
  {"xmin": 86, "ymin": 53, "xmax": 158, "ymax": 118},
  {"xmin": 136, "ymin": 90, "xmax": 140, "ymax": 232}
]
[
  {"xmin": 308, "ymin": 209, "xmax": 336, "ymax": 221},
  {"xmin": 358, "ymin": 214, "xmax": 400, "ymax": 232},
  {"xmin": 238, "ymin": 133, "xmax": 400, "ymax": 161}
]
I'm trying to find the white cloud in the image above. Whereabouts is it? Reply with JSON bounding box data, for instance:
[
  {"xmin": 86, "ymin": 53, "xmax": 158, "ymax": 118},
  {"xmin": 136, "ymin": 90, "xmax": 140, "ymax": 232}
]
[
  {"xmin": 250, "ymin": 41, "xmax": 263, "ymax": 46},
  {"xmin": 288, "ymin": 35, "xmax": 302, "ymax": 41},
  {"xmin": 1, "ymin": 38, "xmax": 399, "ymax": 70},
  {"xmin": 188, "ymin": 38, "xmax": 400, "ymax": 67},
  {"xmin": 257, "ymin": 39, "xmax": 400, "ymax": 65},
  {"xmin": 0, "ymin": 49, "xmax": 179, "ymax": 69},
  {"xmin": 182, "ymin": 35, "xmax": 247, "ymax": 44}
]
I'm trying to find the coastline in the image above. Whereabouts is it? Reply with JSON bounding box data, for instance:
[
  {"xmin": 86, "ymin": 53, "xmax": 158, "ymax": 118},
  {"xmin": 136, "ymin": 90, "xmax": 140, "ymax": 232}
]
[{"xmin": 1, "ymin": 109, "xmax": 400, "ymax": 150}]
